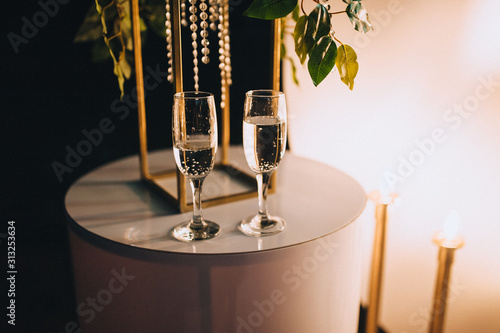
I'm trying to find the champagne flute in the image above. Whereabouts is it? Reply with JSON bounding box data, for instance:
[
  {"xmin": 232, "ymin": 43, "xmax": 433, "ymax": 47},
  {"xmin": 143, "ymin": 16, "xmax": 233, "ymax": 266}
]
[
  {"xmin": 171, "ymin": 91, "xmax": 220, "ymax": 241},
  {"xmin": 239, "ymin": 90, "xmax": 287, "ymax": 236}
]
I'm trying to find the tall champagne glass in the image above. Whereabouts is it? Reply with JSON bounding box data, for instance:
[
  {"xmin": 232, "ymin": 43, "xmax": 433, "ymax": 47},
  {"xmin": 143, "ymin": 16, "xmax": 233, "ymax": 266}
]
[
  {"xmin": 172, "ymin": 91, "xmax": 220, "ymax": 241},
  {"xmin": 239, "ymin": 90, "xmax": 287, "ymax": 236}
]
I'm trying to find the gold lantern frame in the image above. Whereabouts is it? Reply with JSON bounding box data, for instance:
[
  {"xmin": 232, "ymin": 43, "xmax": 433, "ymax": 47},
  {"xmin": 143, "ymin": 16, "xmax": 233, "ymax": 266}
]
[{"xmin": 130, "ymin": 0, "xmax": 281, "ymax": 212}]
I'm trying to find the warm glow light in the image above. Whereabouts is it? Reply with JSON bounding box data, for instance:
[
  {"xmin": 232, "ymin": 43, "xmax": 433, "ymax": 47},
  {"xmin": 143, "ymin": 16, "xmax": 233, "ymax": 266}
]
[
  {"xmin": 379, "ymin": 170, "xmax": 392, "ymax": 199},
  {"xmin": 283, "ymin": 0, "xmax": 499, "ymax": 330},
  {"xmin": 371, "ymin": 169, "xmax": 399, "ymax": 205},
  {"xmin": 443, "ymin": 210, "xmax": 460, "ymax": 241},
  {"xmin": 462, "ymin": 0, "xmax": 500, "ymax": 72},
  {"xmin": 434, "ymin": 210, "xmax": 464, "ymax": 249}
]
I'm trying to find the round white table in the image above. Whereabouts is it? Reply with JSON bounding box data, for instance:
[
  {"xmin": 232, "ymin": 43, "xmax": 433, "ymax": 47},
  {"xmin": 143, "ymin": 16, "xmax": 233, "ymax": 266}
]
[{"xmin": 65, "ymin": 147, "xmax": 366, "ymax": 333}]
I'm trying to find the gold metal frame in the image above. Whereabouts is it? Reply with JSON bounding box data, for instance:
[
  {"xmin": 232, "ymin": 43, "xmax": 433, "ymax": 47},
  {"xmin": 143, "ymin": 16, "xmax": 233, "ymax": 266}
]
[{"xmin": 131, "ymin": 0, "xmax": 281, "ymax": 212}]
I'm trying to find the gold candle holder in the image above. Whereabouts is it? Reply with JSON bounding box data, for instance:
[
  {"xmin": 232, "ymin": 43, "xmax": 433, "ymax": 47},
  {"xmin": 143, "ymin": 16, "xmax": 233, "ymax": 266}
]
[
  {"xmin": 366, "ymin": 190, "xmax": 398, "ymax": 333},
  {"xmin": 428, "ymin": 217, "xmax": 464, "ymax": 333}
]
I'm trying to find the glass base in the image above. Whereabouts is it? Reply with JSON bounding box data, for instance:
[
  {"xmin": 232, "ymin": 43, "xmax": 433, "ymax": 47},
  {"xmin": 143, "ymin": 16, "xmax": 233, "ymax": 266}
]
[
  {"xmin": 172, "ymin": 221, "xmax": 221, "ymax": 242},
  {"xmin": 239, "ymin": 215, "xmax": 286, "ymax": 237}
]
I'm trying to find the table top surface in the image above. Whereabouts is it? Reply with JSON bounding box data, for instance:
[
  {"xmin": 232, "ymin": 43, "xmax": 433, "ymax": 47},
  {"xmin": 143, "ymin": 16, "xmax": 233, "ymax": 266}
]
[{"xmin": 65, "ymin": 147, "xmax": 366, "ymax": 254}]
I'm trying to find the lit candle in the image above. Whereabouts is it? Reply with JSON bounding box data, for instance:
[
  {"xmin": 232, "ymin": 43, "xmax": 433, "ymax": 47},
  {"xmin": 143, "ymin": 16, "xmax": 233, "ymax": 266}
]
[
  {"xmin": 366, "ymin": 184, "xmax": 398, "ymax": 333},
  {"xmin": 428, "ymin": 211, "xmax": 464, "ymax": 333}
]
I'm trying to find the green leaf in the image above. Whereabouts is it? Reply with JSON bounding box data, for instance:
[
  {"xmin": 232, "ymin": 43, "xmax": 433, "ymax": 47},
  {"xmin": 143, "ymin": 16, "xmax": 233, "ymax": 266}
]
[
  {"xmin": 308, "ymin": 36, "xmax": 337, "ymax": 86},
  {"xmin": 91, "ymin": 39, "xmax": 111, "ymax": 62},
  {"xmin": 294, "ymin": 5, "xmax": 331, "ymax": 65},
  {"xmin": 308, "ymin": 4, "xmax": 331, "ymax": 43},
  {"xmin": 142, "ymin": 4, "xmax": 166, "ymax": 38},
  {"xmin": 293, "ymin": 15, "xmax": 310, "ymax": 64},
  {"xmin": 74, "ymin": 5, "xmax": 103, "ymax": 43},
  {"xmin": 292, "ymin": 4, "xmax": 300, "ymax": 21},
  {"xmin": 95, "ymin": 0, "xmax": 130, "ymax": 98},
  {"xmin": 95, "ymin": 0, "xmax": 113, "ymax": 12},
  {"xmin": 114, "ymin": 57, "xmax": 131, "ymax": 97},
  {"xmin": 345, "ymin": 1, "xmax": 373, "ymax": 33},
  {"xmin": 243, "ymin": 0, "xmax": 297, "ymax": 20},
  {"xmin": 335, "ymin": 44, "xmax": 358, "ymax": 90}
]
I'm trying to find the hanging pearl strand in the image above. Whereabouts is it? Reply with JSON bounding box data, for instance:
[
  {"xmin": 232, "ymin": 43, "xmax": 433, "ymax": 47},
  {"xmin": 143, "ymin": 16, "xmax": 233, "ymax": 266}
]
[
  {"xmin": 217, "ymin": 0, "xmax": 231, "ymax": 110},
  {"xmin": 199, "ymin": 0, "xmax": 210, "ymax": 64},
  {"xmin": 165, "ymin": 0, "xmax": 173, "ymax": 83},
  {"xmin": 208, "ymin": 0, "xmax": 218, "ymax": 31},
  {"xmin": 223, "ymin": 0, "xmax": 231, "ymax": 86},
  {"xmin": 217, "ymin": 1, "xmax": 226, "ymax": 109},
  {"xmin": 180, "ymin": 0, "xmax": 187, "ymax": 27},
  {"xmin": 165, "ymin": 0, "xmax": 229, "ymax": 93},
  {"xmin": 189, "ymin": 0, "xmax": 200, "ymax": 91}
]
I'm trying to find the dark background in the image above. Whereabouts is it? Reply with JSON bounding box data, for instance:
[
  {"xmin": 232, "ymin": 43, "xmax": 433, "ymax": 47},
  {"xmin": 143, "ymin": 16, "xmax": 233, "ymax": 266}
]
[{"xmin": 2, "ymin": 1, "xmax": 272, "ymax": 331}]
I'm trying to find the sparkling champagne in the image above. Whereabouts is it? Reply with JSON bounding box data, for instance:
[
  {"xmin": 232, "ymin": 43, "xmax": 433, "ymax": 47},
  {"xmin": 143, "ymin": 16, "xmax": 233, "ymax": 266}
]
[
  {"xmin": 173, "ymin": 140, "xmax": 216, "ymax": 178},
  {"xmin": 243, "ymin": 116, "xmax": 286, "ymax": 173}
]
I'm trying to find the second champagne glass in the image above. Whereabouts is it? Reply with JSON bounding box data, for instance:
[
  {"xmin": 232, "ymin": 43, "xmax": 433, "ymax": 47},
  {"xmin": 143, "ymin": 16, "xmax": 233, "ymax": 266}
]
[
  {"xmin": 239, "ymin": 90, "xmax": 287, "ymax": 236},
  {"xmin": 171, "ymin": 91, "xmax": 220, "ymax": 242}
]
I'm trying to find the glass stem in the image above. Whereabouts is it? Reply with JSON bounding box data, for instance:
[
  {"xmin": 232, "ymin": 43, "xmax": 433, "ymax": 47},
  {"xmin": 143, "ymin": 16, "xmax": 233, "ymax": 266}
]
[
  {"xmin": 189, "ymin": 178, "xmax": 206, "ymax": 230},
  {"xmin": 257, "ymin": 172, "xmax": 272, "ymax": 224}
]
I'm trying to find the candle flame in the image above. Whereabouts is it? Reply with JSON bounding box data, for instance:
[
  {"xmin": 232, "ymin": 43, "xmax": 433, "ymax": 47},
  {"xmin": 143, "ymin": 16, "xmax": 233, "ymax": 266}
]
[
  {"xmin": 372, "ymin": 166, "xmax": 400, "ymax": 205},
  {"xmin": 444, "ymin": 210, "xmax": 460, "ymax": 241},
  {"xmin": 379, "ymin": 166, "xmax": 394, "ymax": 197}
]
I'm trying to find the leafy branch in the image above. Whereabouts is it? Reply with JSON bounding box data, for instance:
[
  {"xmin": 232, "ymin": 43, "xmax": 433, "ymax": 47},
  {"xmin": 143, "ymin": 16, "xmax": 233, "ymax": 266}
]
[
  {"xmin": 75, "ymin": 0, "xmax": 164, "ymax": 98},
  {"xmin": 95, "ymin": 0, "xmax": 131, "ymax": 98},
  {"xmin": 244, "ymin": 0, "xmax": 372, "ymax": 89},
  {"xmin": 76, "ymin": 0, "xmax": 371, "ymax": 95}
]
